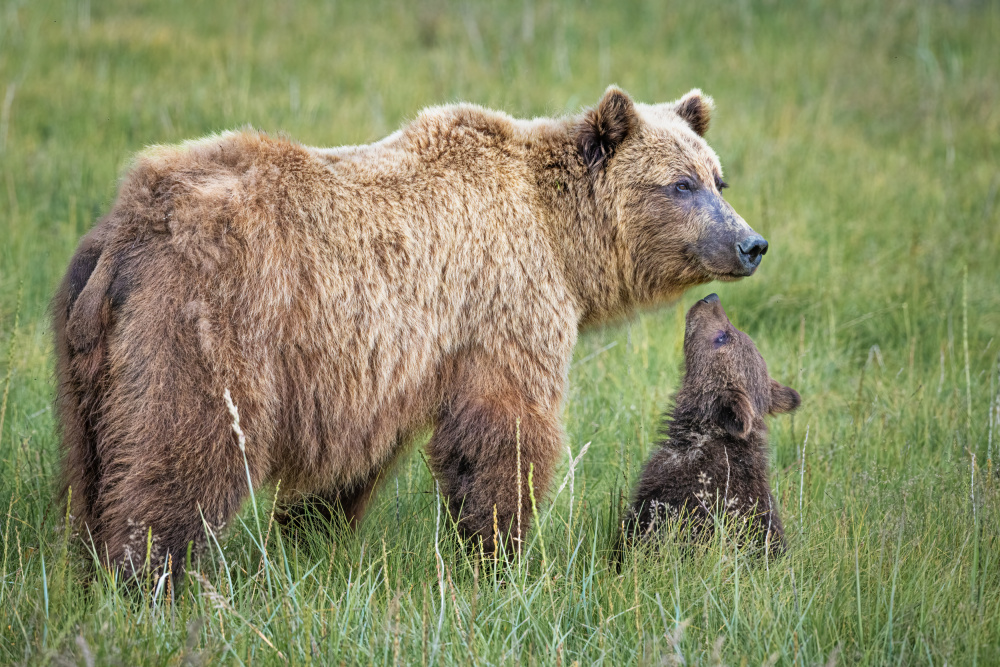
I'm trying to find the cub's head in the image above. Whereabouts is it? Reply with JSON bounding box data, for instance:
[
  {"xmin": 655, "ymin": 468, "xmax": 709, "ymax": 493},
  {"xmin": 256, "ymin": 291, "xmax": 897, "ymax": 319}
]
[
  {"xmin": 576, "ymin": 86, "xmax": 767, "ymax": 304},
  {"xmin": 680, "ymin": 293, "xmax": 800, "ymax": 438}
]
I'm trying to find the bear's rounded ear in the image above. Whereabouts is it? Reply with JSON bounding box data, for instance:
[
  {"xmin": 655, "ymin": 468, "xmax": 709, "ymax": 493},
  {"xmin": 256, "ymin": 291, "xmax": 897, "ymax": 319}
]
[
  {"xmin": 768, "ymin": 379, "xmax": 801, "ymax": 415},
  {"xmin": 577, "ymin": 86, "xmax": 638, "ymax": 176},
  {"xmin": 716, "ymin": 389, "xmax": 755, "ymax": 439},
  {"xmin": 671, "ymin": 89, "xmax": 713, "ymax": 137}
]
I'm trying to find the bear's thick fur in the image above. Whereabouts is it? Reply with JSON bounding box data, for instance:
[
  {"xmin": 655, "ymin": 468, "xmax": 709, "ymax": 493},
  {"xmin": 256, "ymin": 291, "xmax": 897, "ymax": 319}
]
[
  {"xmin": 624, "ymin": 294, "xmax": 800, "ymax": 552},
  {"xmin": 53, "ymin": 87, "xmax": 768, "ymax": 573}
]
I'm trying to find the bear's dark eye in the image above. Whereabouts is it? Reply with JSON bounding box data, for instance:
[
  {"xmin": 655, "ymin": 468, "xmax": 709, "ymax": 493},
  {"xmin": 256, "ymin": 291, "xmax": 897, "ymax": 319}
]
[
  {"xmin": 713, "ymin": 331, "xmax": 729, "ymax": 348},
  {"xmin": 675, "ymin": 180, "xmax": 692, "ymax": 193},
  {"xmin": 716, "ymin": 177, "xmax": 729, "ymax": 190}
]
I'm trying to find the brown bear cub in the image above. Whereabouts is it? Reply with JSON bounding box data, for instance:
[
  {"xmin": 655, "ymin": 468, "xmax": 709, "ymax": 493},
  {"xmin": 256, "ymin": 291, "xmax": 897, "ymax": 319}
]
[{"xmin": 624, "ymin": 294, "xmax": 800, "ymax": 553}]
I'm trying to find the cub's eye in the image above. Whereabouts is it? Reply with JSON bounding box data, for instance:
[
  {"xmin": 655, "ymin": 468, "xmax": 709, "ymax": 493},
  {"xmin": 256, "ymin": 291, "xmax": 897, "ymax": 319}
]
[
  {"xmin": 713, "ymin": 331, "xmax": 730, "ymax": 348},
  {"xmin": 716, "ymin": 178, "xmax": 729, "ymax": 190},
  {"xmin": 675, "ymin": 181, "xmax": 692, "ymax": 193}
]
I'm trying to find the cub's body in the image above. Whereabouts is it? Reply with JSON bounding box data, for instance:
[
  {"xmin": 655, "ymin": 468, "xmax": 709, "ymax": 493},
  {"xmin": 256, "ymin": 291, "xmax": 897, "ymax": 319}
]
[{"xmin": 626, "ymin": 294, "xmax": 799, "ymax": 551}]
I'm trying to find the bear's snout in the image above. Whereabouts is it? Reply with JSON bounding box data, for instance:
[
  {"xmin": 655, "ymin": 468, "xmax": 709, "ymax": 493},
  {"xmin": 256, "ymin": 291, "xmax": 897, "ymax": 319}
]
[
  {"xmin": 736, "ymin": 235, "xmax": 768, "ymax": 273},
  {"xmin": 688, "ymin": 193, "xmax": 766, "ymax": 280}
]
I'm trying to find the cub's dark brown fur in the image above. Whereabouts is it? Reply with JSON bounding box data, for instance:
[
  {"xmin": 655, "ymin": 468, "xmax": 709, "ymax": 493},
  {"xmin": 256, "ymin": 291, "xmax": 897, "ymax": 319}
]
[
  {"xmin": 625, "ymin": 294, "xmax": 800, "ymax": 552},
  {"xmin": 54, "ymin": 87, "xmax": 770, "ymax": 576}
]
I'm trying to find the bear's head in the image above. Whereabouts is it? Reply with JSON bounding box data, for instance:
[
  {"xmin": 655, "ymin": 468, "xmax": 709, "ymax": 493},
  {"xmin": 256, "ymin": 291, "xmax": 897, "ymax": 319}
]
[
  {"xmin": 576, "ymin": 86, "xmax": 768, "ymax": 305},
  {"xmin": 679, "ymin": 293, "xmax": 800, "ymax": 439}
]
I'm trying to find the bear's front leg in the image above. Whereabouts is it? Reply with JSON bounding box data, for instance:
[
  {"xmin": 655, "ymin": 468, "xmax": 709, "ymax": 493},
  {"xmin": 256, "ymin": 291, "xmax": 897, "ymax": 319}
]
[{"xmin": 427, "ymin": 388, "xmax": 563, "ymax": 557}]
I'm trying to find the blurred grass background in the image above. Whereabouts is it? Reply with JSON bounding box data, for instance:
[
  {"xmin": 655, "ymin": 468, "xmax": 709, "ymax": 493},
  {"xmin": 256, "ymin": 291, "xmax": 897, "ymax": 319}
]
[{"xmin": 1, "ymin": 0, "xmax": 999, "ymax": 664}]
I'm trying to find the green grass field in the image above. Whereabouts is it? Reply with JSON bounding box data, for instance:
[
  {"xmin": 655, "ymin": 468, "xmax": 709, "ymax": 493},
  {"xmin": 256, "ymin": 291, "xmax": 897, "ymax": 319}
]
[{"xmin": 2, "ymin": 0, "xmax": 999, "ymax": 664}]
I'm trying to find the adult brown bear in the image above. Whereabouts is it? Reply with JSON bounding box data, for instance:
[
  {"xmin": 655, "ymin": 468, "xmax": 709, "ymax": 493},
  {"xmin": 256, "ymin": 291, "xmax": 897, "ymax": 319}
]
[{"xmin": 53, "ymin": 86, "xmax": 768, "ymax": 574}]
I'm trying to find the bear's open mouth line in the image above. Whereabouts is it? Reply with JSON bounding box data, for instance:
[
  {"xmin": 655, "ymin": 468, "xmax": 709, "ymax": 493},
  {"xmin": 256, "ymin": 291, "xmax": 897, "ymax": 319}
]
[
  {"xmin": 707, "ymin": 268, "xmax": 755, "ymax": 281},
  {"xmin": 694, "ymin": 255, "xmax": 756, "ymax": 282}
]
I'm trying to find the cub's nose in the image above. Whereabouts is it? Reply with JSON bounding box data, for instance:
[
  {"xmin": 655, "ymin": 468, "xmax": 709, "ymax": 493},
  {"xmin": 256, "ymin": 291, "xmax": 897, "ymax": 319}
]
[
  {"xmin": 700, "ymin": 293, "xmax": 720, "ymax": 304},
  {"xmin": 737, "ymin": 235, "xmax": 768, "ymax": 272}
]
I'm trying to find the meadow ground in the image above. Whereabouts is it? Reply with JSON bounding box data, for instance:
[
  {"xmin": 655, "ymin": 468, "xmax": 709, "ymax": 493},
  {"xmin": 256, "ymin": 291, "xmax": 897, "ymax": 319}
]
[{"xmin": 1, "ymin": 0, "xmax": 999, "ymax": 664}]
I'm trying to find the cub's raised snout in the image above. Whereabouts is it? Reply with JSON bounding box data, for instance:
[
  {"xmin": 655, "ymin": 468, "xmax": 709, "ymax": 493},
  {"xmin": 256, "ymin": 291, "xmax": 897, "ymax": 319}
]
[{"xmin": 699, "ymin": 292, "xmax": 720, "ymax": 304}]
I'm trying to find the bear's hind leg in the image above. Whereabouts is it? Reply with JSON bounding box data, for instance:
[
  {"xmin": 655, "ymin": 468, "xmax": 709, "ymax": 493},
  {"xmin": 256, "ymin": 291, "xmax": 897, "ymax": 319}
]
[
  {"xmin": 95, "ymin": 445, "xmax": 258, "ymax": 580},
  {"xmin": 91, "ymin": 383, "xmax": 268, "ymax": 582}
]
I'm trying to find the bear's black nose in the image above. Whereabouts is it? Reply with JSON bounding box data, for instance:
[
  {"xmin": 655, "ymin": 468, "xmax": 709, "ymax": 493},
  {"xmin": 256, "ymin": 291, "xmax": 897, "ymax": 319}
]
[
  {"xmin": 700, "ymin": 293, "xmax": 720, "ymax": 304},
  {"xmin": 737, "ymin": 235, "xmax": 768, "ymax": 271}
]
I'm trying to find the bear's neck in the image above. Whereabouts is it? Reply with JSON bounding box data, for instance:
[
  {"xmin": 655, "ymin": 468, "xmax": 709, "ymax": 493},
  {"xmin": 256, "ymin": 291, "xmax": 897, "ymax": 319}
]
[{"xmin": 522, "ymin": 118, "xmax": 634, "ymax": 328}]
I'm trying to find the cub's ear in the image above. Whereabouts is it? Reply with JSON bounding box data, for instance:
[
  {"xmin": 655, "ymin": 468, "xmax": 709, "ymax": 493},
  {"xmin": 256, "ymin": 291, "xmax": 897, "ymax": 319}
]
[
  {"xmin": 577, "ymin": 86, "xmax": 637, "ymax": 175},
  {"xmin": 716, "ymin": 389, "xmax": 756, "ymax": 439},
  {"xmin": 769, "ymin": 379, "xmax": 801, "ymax": 415},
  {"xmin": 672, "ymin": 89, "xmax": 713, "ymax": 137}
]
